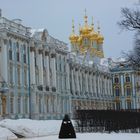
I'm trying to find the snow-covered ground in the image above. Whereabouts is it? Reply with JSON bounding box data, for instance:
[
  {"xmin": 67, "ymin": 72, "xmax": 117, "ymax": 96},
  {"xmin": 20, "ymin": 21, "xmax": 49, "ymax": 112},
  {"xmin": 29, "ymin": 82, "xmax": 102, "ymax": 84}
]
[
  {"xmin": 0, "ymin": 119, "xmax": 139, "ymax": 140},
  {"xmin": 0, "ymin": 126, "xmax": 17, "ymax": 140},
  {"xmin": 0, "ymin": 119, "xmax": 62, "ymax": 138},
  {"xmin": 20, "ymin": 133, "xmax": 140, "ymax": 140}
]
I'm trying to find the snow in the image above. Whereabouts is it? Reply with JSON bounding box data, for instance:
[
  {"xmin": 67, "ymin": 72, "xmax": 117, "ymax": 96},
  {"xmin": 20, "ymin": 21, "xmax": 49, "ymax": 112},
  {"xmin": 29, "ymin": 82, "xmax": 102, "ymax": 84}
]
[
  {"xmin": 0, "ymin": 119, "xmax": 140, "ymax": 140},
  {"xmin": 0, "ymin": 126, "xmax": 17, "ymax": 140},
  {"xmin": 0, "ymin": 119, "xmax": 61, "ymax": 138},
  {"xmin": 20, "ymin": 133, "xmax": 140, "ymax": 140},
  {"xmin": 100, "ymin": 58, "xmax": 109, "ymax": 67}
]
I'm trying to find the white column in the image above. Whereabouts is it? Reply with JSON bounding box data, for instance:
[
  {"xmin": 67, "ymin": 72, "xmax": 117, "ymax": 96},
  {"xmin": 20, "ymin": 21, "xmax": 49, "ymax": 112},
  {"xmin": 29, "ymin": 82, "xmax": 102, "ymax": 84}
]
[
  {"xmin": 30, "ymin": 47, "xmax": 36, "ymax": 84},
  {"xmin": 132, "ymin": 73, "xmax": 136, "ymax": 108},
  {"xmin": 76, "ymin": 68, "xmax": 80, "ymax": 93},
  {"xmin": 85, "ymin": 71, "xmax": 88, "ymax": 93},
  {"xmin": 107, "ymin": 78, "xmax": 110, "ymax": 96},
  {"xmin": 21, "ymin": 96, "xmax": 24, "ymax": 114},
  {"xmin": 38, "ymin": 49, "xmax": 43, "ymax": 85},
  {"xmin": 30, "ymin": 46, "xmax": 37, "ymax": 118},
  {"xmin": 132, "ymin": 73, "xmax": 135, "ymax": 95},
  {"xmin": 79, "ymin": 70, "xmax": 82, "ymax": 94},
  {"xmin": 89, "ymin": 73, "xmax": 93, "ymax": 94},
  {"xmin": 93, "ymin": 74, "xmax": 97, "ymax": 96},
  {"xmin": 45, "ymin": 51, "xmax": 50, "ymax": 87},
  {"xmin": 66, "ymin": 63, "xmax": 70, "ymax": 91},
  {"xmin": 121, "ymin": 74, "xmax": 124, "ymax": 96},
  {"xmin": 91, "ymin": 74, "xmax": 93, "ymax": 94},
  {"xmin": 71, "ymin": 68, "xmax": 75, "ymax": 94},
  {"xmin": 100, "ymin": 75, "xmax": 103, "ymax": 96},
  {"xmin": 51, "ymin": 53, "xmax": 56, "ymax": 89},
  {"xmin": 104, "ymin": 76, "xmax": 107, "ymax": 96},
  {"xmin": 110, "ymin": 77, "xmax": 113, "ymax": 96},
  {"xmin": 98, "ymin": 75, "xmax": 100, "ymax": 95},
  {"xmin": 0, "ymin": 39, "xmax": 8, "ymax": 82}
]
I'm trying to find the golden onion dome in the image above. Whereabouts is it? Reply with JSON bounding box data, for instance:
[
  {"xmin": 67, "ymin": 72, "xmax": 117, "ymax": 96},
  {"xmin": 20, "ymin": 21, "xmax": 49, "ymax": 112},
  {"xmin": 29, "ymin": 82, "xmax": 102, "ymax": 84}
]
[
  {"xmin": 90, "ymin": 31, "xmax": 98, "ymax": 40},
  {"xmin": 69, "ymin": 19, "xmax": 79, "ymax": 43},
  {"xmin": 80, "ymin": 25, "xmax": 90, "ymax": 35},
  {"xmin": 97, "ymin": 33, "xmax": 104, "ymax": 44},
  {"xmin": 69, "ymin": 34, "xmax": 79, "ymax": 43},
  {"xmin": 90, "ymin": 17, "xmax": 98, "ymax": 40},
  {"xmin": 77, "ymin": 36, "xmax": 82, "ymax": 45},
  {"xmin": 97, "ymin": 25, "xmax": 104, "ymax": 44},
  {"xmin": 79, "ymin": 10, "xmax": 92, "ymax": 36}
]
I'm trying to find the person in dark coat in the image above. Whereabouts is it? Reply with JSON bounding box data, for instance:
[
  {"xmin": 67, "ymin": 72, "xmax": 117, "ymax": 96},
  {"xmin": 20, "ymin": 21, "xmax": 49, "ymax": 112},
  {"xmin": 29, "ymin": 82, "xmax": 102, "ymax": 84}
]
[{"xmin": 59, "ymin": 114, "xmax": 76, "ymax": 139}]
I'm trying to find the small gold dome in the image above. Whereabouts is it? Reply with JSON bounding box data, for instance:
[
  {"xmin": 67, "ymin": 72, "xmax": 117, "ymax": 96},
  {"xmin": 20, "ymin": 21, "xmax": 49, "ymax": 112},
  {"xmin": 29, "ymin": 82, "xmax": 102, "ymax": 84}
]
[
  {"xmin": 80, "ymin": 25, "xmax": 91, "ymax": 35},
  {"xmin": 69, "ymin": 19, "xmax": 79, "ymax": 43},
  {"xmin": 69, "ymin": 34, "xmax": 78, "ymax": 43},
  {"xmin": 97, "ymin": 34, "xmax": 104, "ymax": 44},
  {"xmin": 90, "ymin": 30, "xmax": 98, "ymax": 40},
  {"xmin": 97, "ymin": 25, "xmax": 104, "ymax": 44}
]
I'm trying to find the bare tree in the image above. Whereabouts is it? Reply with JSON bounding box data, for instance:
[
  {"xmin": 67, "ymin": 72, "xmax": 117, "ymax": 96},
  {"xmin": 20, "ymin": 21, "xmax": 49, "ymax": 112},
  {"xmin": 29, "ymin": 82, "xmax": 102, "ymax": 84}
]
[{"xmin": 118, "ymin": 5, "xmax": 140, "ymax": 68}]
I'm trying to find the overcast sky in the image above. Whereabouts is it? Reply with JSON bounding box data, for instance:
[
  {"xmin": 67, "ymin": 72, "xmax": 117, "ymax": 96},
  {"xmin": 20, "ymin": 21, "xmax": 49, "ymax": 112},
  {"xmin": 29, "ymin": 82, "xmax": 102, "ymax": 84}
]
[{"xmin": 0, "ymin": 0, "xmax": 138, "ymax": 58}]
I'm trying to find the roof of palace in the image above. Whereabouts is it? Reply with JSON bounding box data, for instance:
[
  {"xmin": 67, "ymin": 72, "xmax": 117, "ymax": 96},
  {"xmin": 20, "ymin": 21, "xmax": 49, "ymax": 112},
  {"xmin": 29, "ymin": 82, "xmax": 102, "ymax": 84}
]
[
  {"xmin": 108, "ymin": 58, "xmax": 135, "ymax": 72},
  {"xmin": 31, "ymin": 28, "xmax": 68, "ymax": 51}
]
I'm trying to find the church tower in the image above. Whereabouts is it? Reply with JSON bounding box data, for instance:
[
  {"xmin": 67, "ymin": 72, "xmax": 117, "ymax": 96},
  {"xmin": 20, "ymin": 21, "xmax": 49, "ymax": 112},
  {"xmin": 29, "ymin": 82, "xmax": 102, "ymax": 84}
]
[{"xmin": 69, "ymin": 10, "xmax": 104, "ymax": 64}]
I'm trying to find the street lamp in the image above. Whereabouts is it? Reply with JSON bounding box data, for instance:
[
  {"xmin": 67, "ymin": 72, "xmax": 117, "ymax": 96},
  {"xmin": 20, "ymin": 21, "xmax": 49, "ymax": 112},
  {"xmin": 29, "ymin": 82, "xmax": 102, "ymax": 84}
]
[
  {"xmin": 0, "ymin": 81, "xmax": 9, "ymax": 118},
  {"xmin": 0, "ymin": 81, "xmax": 9, "ymax": 93}
]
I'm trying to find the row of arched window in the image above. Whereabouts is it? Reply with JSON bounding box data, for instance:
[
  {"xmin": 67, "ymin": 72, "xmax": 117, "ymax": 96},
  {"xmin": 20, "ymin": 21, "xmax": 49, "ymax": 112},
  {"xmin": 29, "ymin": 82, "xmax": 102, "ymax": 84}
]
[
  {"xmin": 115, "ymin": 86, "xmax": 131, "ymax": 96},
  {"xmin": 8, "ymin": 40, "xmax": 27, "ymax": 63},
  {"xmin": 114, "ymin": 74, "xmax": 130, "ymax": 83}
]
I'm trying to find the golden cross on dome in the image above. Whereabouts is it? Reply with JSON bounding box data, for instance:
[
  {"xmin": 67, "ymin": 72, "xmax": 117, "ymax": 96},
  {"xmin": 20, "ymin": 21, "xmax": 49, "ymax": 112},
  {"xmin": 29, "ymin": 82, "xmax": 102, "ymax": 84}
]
[
  {"xmin": 91, "ymin": 16, "xmax": 94, "ymax": 28},
  {"xmin": 79, "ymin": 23, "xmax": 81, "ymax": 31},
  {"xmin": 97, "ymin": 21, "xmax": 101, "ymax": 34},
  {"xmin": 84, "ymin": 8, "xmax": 87, "ymax": 16},
  {"xmin": 84, "ymin": 8, "xmax": 88, "ymax": 25},
  {"xmin": 72, "ymin": 19, "xmax": 75, "ymax": 33}
]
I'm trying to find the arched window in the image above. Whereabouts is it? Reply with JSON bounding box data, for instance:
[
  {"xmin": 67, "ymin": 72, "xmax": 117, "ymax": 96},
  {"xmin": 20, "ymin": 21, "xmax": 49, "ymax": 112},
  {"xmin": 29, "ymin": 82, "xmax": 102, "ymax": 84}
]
[
  {"xmin": 59, "ymin": 55, "xmax": 61, "ymax": 71},
  {"xmin": 10, "ymin": 95, "xmax": 13, "ymax": 113},
  {"xmin": 9, "ymin": 40, "xmax": 12, "ymax": 60},
  {"xmin": 126, "ymin": 86, "xmax": 131, "ymax": 96},
  {"xmin": 16, "ymin": 42, "xmax": 20, "ymax": 62},
  {"xmin": 18, "ymin": 96, "xmax": 21, "ymax": 113},
  {"xmin": 23, "ymin": 44, "xmax": 26, "ymax": 63},
  {"xmin": 115, "ymin": 87, "xmax": 120, "ymax": 96},
  {"xmin": 17, "ymin": 66, "xmax": 20, "ymax": 85},
  {"xmin": 127, "ymin": 101, "xmax": 131, "ymax": 109},
  {"xmin": 116, "ymin": 102, "xmax": 120, "ymax": 110},
  {"xmin": 114, "ymin": 76, "xmax": 119, "ymax": 83},
  {"xmin": 126, "ymin": 75, "xmax": 130, "ymax": 82},
  {"xmin": 84, "ymin": 38, "xmax": 88, "ymax": 45},
  {"xmin": 64, "ymin": 57, "xmax": 66, "ymax": 72}
]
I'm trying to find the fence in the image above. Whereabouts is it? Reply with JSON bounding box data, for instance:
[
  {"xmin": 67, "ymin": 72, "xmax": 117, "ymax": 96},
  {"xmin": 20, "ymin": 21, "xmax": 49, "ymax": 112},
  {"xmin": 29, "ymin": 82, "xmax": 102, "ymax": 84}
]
[{"xmin": 75, "ymin": 109, "xmax": 140, "ymax": 133}]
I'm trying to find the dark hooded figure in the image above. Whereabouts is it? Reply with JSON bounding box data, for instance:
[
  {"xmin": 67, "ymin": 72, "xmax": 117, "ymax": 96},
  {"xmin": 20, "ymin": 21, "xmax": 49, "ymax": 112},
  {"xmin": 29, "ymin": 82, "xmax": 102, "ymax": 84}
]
[{"xmin": 59, "ymin": 114, "xmax": 76, "ymax": 139}]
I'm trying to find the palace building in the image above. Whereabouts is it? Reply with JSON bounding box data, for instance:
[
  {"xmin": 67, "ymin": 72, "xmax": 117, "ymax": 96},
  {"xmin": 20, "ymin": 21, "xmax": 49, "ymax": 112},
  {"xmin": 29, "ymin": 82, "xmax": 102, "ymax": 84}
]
[
  {"xmin": 0, "ymin": 10, "xmax": 139, "ymax": 119},
  {"xmin": 109, "ymin": 59, "xmax": 140, "ymax": 110}
]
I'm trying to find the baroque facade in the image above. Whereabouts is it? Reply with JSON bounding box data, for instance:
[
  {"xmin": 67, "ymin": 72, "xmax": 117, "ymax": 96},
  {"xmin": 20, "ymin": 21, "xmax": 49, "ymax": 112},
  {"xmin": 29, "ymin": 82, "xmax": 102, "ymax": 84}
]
[
  {"xmin": 109, "ymin": 60, "xmax": 140, "ymax": 110},
  {"xmin": 0, "ymin": 13, "xmax": 71, "ymax": 119},
  {"xmin": 0, "ymin": 11, "xmax": 139, "ymax": 120}
]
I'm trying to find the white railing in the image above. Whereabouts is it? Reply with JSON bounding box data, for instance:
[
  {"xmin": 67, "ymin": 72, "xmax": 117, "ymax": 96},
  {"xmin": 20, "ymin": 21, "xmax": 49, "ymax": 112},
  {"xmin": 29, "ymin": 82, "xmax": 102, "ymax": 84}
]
[{"xmin": 0, "ymin": 17, "xmax": 31, "ymax": 36}]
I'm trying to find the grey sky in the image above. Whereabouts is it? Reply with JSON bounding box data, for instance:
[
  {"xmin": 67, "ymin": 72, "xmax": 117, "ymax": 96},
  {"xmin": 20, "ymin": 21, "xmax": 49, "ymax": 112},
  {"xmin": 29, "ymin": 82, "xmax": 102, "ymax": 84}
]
[{"xmin": 0, "ymin": 0, "xmax": 138, "ymax": 58}]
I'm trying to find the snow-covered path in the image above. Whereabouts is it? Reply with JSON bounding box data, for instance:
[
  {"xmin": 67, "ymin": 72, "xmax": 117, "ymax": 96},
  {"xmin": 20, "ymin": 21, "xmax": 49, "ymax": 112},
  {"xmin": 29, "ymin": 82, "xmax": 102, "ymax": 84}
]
[{"xmin": 20, "ymin": 133, "xmax": 140, "ymax": 140}]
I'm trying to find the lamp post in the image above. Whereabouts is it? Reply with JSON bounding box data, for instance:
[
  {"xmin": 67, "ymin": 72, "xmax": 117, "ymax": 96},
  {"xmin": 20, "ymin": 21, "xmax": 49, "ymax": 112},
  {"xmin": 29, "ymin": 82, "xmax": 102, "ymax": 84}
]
[{"xmin": 0, "ymin": 81, "xmax": 9, "ymax": 118}]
